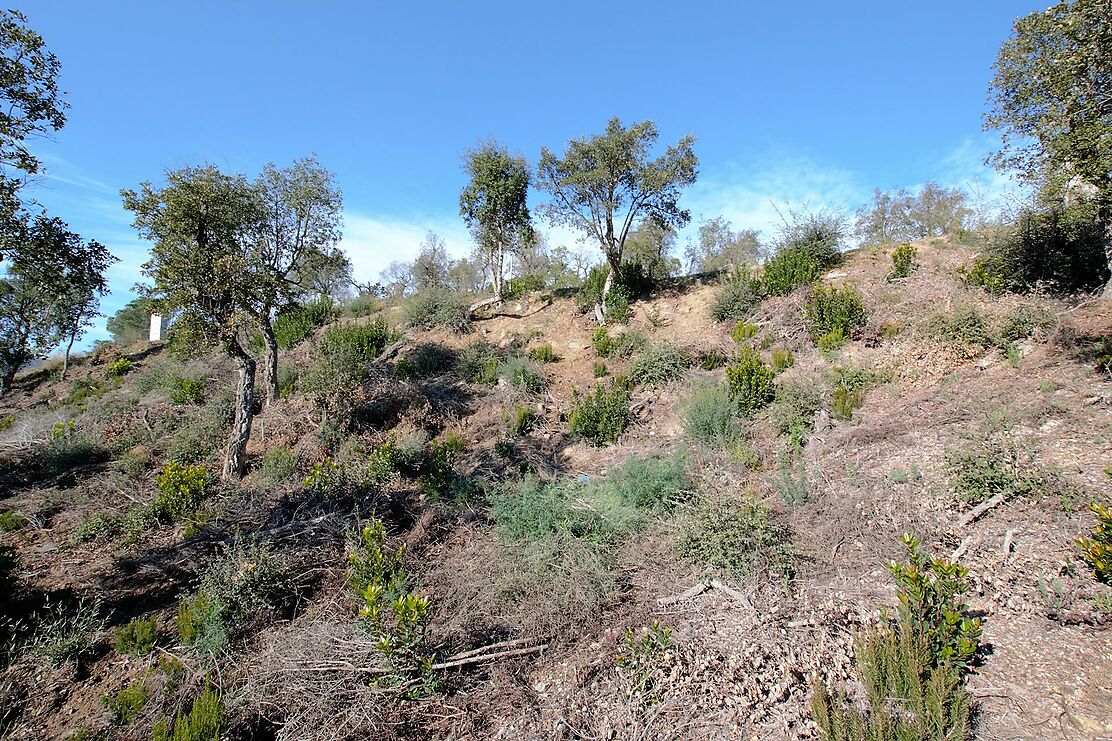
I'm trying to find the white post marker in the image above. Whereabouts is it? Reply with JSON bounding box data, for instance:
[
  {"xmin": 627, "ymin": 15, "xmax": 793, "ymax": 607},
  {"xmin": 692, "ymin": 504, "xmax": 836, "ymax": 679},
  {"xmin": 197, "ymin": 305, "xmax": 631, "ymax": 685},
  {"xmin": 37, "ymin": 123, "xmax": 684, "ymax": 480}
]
[{"xmin": 149, "ymin": 314, "xmax": 163, "ymax": 342}]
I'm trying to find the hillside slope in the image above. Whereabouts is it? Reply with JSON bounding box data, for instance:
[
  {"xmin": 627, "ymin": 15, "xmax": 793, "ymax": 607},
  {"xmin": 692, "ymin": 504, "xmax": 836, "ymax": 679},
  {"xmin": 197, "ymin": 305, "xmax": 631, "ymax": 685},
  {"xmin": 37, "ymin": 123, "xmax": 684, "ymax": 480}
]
[{"xmin": 1, "ymin": 237, "xmax": 1110, "ymax": 741}]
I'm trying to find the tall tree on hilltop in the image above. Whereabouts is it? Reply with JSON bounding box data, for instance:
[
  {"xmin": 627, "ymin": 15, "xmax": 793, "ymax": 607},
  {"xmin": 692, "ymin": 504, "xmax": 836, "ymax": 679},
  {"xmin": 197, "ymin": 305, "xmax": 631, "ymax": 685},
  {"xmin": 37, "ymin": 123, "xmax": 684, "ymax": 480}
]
[
  {"xmin": 123, "ymin": 165, "xmax": 265, "ymax": 480},
  {"xmin": 536, "ymin": 118, "xmax": 697, "ymax": 324},
  {"xmin": 459, "ymin": 141, "xmax": 534, "ymax": 310},
  {"xmin": 252, "ymin": 155, "xmax": 343, "ymax": 407},
  {"xmin": 0, "ymin": 214, "xmax": 113, "ymax": 394},
  {"xmin": 0, "ymin": 9, "xmax": 68, "ymax": 262},
  {"xmin": 985, "ymin": 0, "xmax": 1112, "ymax": 286}
]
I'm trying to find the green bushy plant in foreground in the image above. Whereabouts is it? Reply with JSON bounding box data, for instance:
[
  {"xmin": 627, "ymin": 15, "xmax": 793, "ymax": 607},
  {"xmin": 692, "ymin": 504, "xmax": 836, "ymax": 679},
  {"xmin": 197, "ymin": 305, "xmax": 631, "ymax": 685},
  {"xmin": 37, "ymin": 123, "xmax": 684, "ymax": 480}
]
[
  {"xmin": 527, "ymin": 343, "xmax": 558, "ymax": 363},
  {"xmin": 405, "ymin": 288, "xmax": 472, "ymax": 332},
  {"xmin": 608, "ymin": 452, "xmax": 692, "ymax": 512},
  {"xmin": 273, "ymin": 297, "xmax": 335, "ymax": 349},
  {"xmin": 152, "ymin": 462, "xmax": 210, "ymax": 522},
  {"xmin": 711, "ymin": 271, "xmax": 763, "ymax": 321},
  {"xmin": 107, "ymin": 357, "xmax": 134, "ymax": 378},
  {"xmin": 568, "ymin": 378, "xmax": 631, "ymax": 446},
  {"xmin": 725, "ymin": 348, "xmax": 775, "ymax": 415},
  {"xmin": 731, "ymin": 321, "xmax": 759, "ymax": 343},
  {"xmin": 151, "ymin": 681, "xmax": 222, "ymax": 741},
  {"xmin": 812, "ymin": 534, "xmax": 980, "ymax": 741},
  {"xmin": 114, "ymin": 616, "xmax": 158, "ymax": 656},
  {"xmin": 103, "ymin": 679, "xmax": 150, "ymax": 724},
  {"xmin": 0, "ymin": 511, "xmax": 27, "ymax": 532},
  {"xmin": 1077, "ymin": 499, "xmax": 1112, "ymax": 584},
  {"xmin": 169, "ymin": 377, "xmax": 206, "ymax": 405},
  {"xmin": 805, "ymin": 283, "xmax": 867, "ymax": 347},
  {"xmin": 590, "ymin": 327, "xmax": 613, "ymax": 356},
  {"xmin": 762, "ymin": 246, "xmax": 820, "ymax": 296}
]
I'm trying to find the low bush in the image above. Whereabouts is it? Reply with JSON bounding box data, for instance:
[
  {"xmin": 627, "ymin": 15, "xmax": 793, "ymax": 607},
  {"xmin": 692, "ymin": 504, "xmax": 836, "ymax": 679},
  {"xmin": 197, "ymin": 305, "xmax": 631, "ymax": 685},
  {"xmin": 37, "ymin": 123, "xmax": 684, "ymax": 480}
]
[
  {"xmin": 711, "ymin": 271, "xmax": 763, "ymax": 322},
  {"xmin": 505, "ymin": 403, "xmax": 536, "ymax": 436},
  {"xmin": 527, "ymin": 343, "xmax": 559, "ymax": 363},
  {"xmin": 608, "ymin": 452, "xmax": 692, "ymax": 512},
  {"xmin": 679, "ymin": 381, "xmax": 742, "ymax": 448},
  {"xmin": 504, "ymin": 272, "xmax": 546, "ymax": 298},
  {"xmin": 169, "ymin": 377, "xmax": 206, "ymax": 405},
  {"xmin": 889, "ymin": 242, "xmax": 917, "ymax": 279},
  {"xmin": 455, "ymin": 341, "xmax": 501, "ymax": 381},
  {"xmin": 395, "ymin": 342, "xmax": 457, "ymax": 379},
  {"xmin": 405, "ymin": 288, "xmax": 472, "ymax": 332},
  {"xmin": 152, "ymin": 462, "xmax": 210, "ymax": 522},
  {"xmin": 1077, "ymin": 501, "xmax": 1111, "ymax": 584},
  {"xmin": 592, "ymin": 361, "xmax": 608, "ymax": 378},
  {"xmin": 768, "ymin": 379, "xmax": 824, "ymax": 446},
  {"xmin": 63, "ymin": 377, "xmax": 107, "ymax": 407},
  {"xmin": 72, "ymin": 512, "xmax": 121, "ymax": 543},
  {"xmin": 830, "ymin": 365, "xmax": 878, "ymax": 422},
  {"xmin": 725, "ymin": 348, "xmax": 775, "ymax": 415},
  {"xmin": 26, "ymin": 595, "xmax": 107, "ymax": 668},
  {"xmin": 151, "ymin": 681, "xmax": 222, "ymax": 741},
  {"xmin": 0, "ymin": 511, "xmax": 27, "ymax": 532},
  {"xmin": 944, "ymin": 432, "xmax": 1043, "ymax": 505},
  {"xmin": 769, "ymin": 453, "xmax": 810, "ymax": 505},
  {"xmin": 697, "ymin": 348, "xmax": 729, "ymax": 370},
  {"xmin": 490, "ymin": 476, "xmax": 639, "ymax": 543},
  {"xmin": 928, "ymin": 306, "xmax": 995, "ymax": 350},
  {"xmin": 258, "ymin": 446, "xmax": 297, "ymax": 485},
  {"xmin": 165, "ymin": 415, "xmax": 225, "ymax": 465},
  {"xmin": 617, "ymin": 621, "xmax": 673, "ymax": 702},
  {"xmin": 731, "ymin": 321, "xmax": 759, "ymax": 343},
  {"xmin": 677, "ymin": 499, "xmax": 794, "ymax": 579},
  {"xmin": 114, "ymin": 616, "xmax": 157, "ymax": 656},
  {"xmin": 318, "ymin": 320, "xmax": 393, "ymax": 371},
  {"xmin": 811, "ymin": 533, "xmax": 981, "ymax": 741},
  {"xmin": 497, "ymin": 356, "xmax": 547, "ymax": 393},
  {"xmin": 107, "ymin": 357, "xmax": 134, "ymax": 378},
  {"xmin": 103, "ymin": 679, "xmax": 150, "ymax": 724},
  {"xmin": 771, "ymin": 348, "xmax": 794, "ymax": 372},
  {"xmin": 420, "ymin": 433, "xmax": 465, "ymax": 499},
  {"xmin": 590, "ymin": 327, "xmax": 613, "ymax": 357},
  {"xmin": 41, "ymin": 420, "xmax": 105, "ymax": 475},
  {"xmin": 805, "ymin": 283, "xmax": 867, "ymax": 347},
  {"xmin": 272, "ymin": 297, "xmax": 335, "ymax": 349},
  {"xmin": 762, "ymin": 246, "xmax": 820, "ymax": 296},
  {"xmin": 568, "ymin": 378, "xmax": 631, "ymax": 446},
  {"xmin": 629, "ymin": 342, "xmax": 691, "ymax": 388},
  {"xmin": 611, "ymin": 329, "xmax": 648, "ymax": 357},
  {"xmin": 276, "ymin": 362, "xmax": 298, "ymax": 397}
]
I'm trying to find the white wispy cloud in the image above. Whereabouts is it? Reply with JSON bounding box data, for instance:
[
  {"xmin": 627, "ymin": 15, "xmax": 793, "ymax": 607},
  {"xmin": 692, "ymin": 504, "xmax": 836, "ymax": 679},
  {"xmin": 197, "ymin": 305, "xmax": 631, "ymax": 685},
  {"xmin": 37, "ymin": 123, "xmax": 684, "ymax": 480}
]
[{"xmin": 340, "ymin": 212, "xmax": 473, "ymax": 284}]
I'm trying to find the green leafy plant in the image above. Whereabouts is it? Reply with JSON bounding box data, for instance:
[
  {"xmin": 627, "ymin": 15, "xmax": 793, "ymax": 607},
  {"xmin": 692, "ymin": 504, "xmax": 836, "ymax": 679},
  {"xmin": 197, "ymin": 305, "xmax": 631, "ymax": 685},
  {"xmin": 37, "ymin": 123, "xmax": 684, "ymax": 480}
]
[
  {"xmin": 405, "ymin": 288, "xmax": 472, "ymax": 332},
  {"xmin": 677, "ymin": 498, "xmax": 794, "ymax": 579},
  {"xmin": 762, "ymin": 246, "xmax": 820, "ymax": 296},
  {"xmin": 889, "ymin": 242, "xmax": 917, "ymax": 279},
  {"xmin": 505, "ymin": 403, "xmax": 536, "ymax": 436},
  {"xmin": 730, "ymin": 320, "xmax": 759, "ymax": 343},
  {"xmin": 258, "ymin": 445, "xmax": 297, "ymax": 485},
  {"xmin": 114, "ymin": 616, "xmax": 157, "ymax": 657},
  {"xmin": 617, "ymin": 621, "xmax": 673, "ymax": 702},
  {"xmin": 568, "ymin": 378, "xmax": 631, "ymax": 445},
  {"xmin": 151, "ymin": 680, "xmax": 222, "ymax": 741},
  {"xmin": 106, "ymin": 357, "xmax": 134, "ymax": 378},
  {"xmin": 805, "ymin": 283, "xmax": 867, "ymax": 347},
  {"xmin": 527, "ymin": 343, "xmax": 558, "ymax": 363},
  {"xmin": 420, "ymin": 433, "xmax": 464, "ymax": 498},
  {"xmin": 72, "ymin": 511, "xmax": 121, "ymax": 543},
  {"xmin": 590, "ymin": 326, "xmax": 613, "ymax": 357},
  {"xmin": 152, "ymin": 462, "xmax": 210, "ymax": 522},
  {"xmin": 725, "ymin": 347, "xmax": 775, "ymax": 415},
  {"xmin": 592, "ymin": 361, "xmax": 608, "ymax": 377},
  {"xmin": 103, "ymin": 679, "xmax": 150, "ymax": 724},
  {"xmin": 679, "ymin": 380, "xmax": 742, "ymax": 448},
  {"xmin": 629, "ymin": 342, "xmax": 690, "ymax": 388},
  {"xmin": 711, "ymin": 270, "xmax": 763, "ymax": 321},
  {"xmin": 1077, "ymin": 501, "xmax": 1112, "ymax": 584},
  {"xmin": 0, "ymin": 511, "xmax": 27, "ymax": 532},
  {"xmin": 608, "ymin": 452, "xmax": 692, "ymax": 512},
  {"xmin": 770, "ymin": 348, "xmax": 794, "ymax": 372},
  {"xmin": 169, "ymin": 377, "xmax": 206, "ymax": 405},
  {"xmin": 498, "ymin": 356, "xmax": 547, "ymax": 393}
]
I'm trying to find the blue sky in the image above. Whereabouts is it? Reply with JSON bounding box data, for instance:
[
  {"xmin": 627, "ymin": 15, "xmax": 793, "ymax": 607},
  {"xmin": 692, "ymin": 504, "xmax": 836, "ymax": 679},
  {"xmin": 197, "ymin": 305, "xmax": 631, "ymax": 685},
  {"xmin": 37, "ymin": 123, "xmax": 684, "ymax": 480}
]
[{"xmin": 23, "ymin": 0, "xmax": 1044, "ymax": 346}]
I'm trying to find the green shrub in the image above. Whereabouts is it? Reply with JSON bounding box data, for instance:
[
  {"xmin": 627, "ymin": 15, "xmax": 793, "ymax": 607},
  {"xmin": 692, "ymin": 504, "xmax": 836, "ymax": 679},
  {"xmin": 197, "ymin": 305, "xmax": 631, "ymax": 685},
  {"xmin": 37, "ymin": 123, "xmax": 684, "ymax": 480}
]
[
  {"xmin": 318, "ymin": 320, "xmax": 393, "ymax": 371},
  {"xmin": 103, "ymin": 679, "xmax": 150, "ymax": 724},
  {"xmin": 960, "ymin": 253, "xmax": 1007, "ymax": 295},
  {"xmin": 762, "ymin": 246, "xmax": 820, "ymax": 296},
  {"xmin": 527, "ymin": 343, "xmax": 559, "ymax": 363},
  {"xmin": 629, "ymin": 342, "xmax": 691, "ymax": 388},
  {"xmin": 420, "ymin": 433, "xmax": 464, "ymax": 499},
  {"xmin": 965, "ymin": 203, "xmax": 1109, "ymax": 295},
  {"xmin": 928, "ymin": 306, "xmax": 995, "ymax": 349},
  {"xmin": 258, "ymin": 446, "xmax": 297, "ymax": 485},
  {"xmin": 679, "ymin": 381, "xmax": 742, "ymax": 448},
  {"xmin": 63, "ymin": 377, "xmax": 107, "ymax": 407},
  {"xmin": 72, "ymin": 512, "xmax": 121, "ymax": 544},
  {"xmin": 805, "ymin": 283, "xmax": 867, "ymax": 346},
  {"xmin": 41, "ymin": 420, "xmax": 105, "ymax": 475},
  {"xmin": 151, "ymin": 681, "xmax": 222, "ymax": 741},
  {"xmin": 590, "ymin": 327, "xmax": 613, "ymax": 357},
  {"xmin": 604, "ymin": 286, "xmax": 631, "ymax": 323},
  {"xmin": 576, "ymin": 266, "xmax": 637, "ymax": 322},
  {"xmin": 945, "ymin": 434, "xmax": 1039, "ymax": 505},
  {"xmin": 455, "ymin": 341, "xmax": 501, "ymax": 381},
  {"xmin": 811, "ymin": 533, "xmax": 981, "ymax": 741},
  {"xmin": 1077, "ymin": 501, "xmax": 1112, "ymax": 584},
  {"xmin": 272, "ymin": 297, "xmax": 335, "ymax": 349},
  {"xmin": 697, "ymin": 348, "xmax": 729, "ymax": 370},
  {"xmin": 114, "ymin": 616, "xmax": 157, "ymax": 656},
  {"xmin": 611, "ymin": 329, "xmax": 648, "ymax": 357},
  {"xmin": 996, "ymin": 305, "xmax": 1053, "ymax": 346},
  {"xmin": 592, "ymin": 361, "xmax": 608, "ymax": 378},
  {"xmin": 498, "ymin": 356, "xmax": 547, "ymax": 393},
  {"xmin": 677, "ymin": 499, "xmax": 794, "ymax": 579},
  {"xmin": 830, "ymin": 366, "xmax": 877, "ymax": 422},
  {"xmin": 505, "ymin": 404, "xmax": 536, "ymax": 436},
  {"xmin": 777, "ymin": 209, "xmax": 846, "ymax": 269},
  {"xmin": 504, "ymin": 272, "xmax": 546, "ymax": 298},
  {"xmin": 769, "ymin": 453, "xmax": 810, "ymax": 505},
  {"xmin": 0, "ymin": 413, "xmax": 13, "ymax": 431},
  {"xmin": 107, "ymin": 357, "xmax": 134, "ymax": 378},
  {"xmin": 169, "ymin": 377, "xmax": 206, "ymax": 405},
  {"xmin": 711, "ymin": 271, "xmax": 763, "ymax": 321},
  {"xmin": 276, "ymin": 362, "xmax": 298, "ymax": 397},
  {"xmin": 725, "ymin": 348, "xmax": 775, "ymax": 415},
  {"xmin": 0, "ymin": 511, "xmax": 27, "ymax": 532},
  {"xmin": 165, "ymin": 416, "xmax": 225, "ymax": 465},
  {"xmin": 608, "ymin": 452, "xmax": 692, "ymax": 512},
  {"xmin": 768, "ymin": 379, "xmax": 823, "ymax": 446},
  {"xmin": 731, "ymin": 321, "xmax": 759, "ymax": 343},
  {"xmin": 490, "ymin": 476, "xmax": 640, "ymax": 543},
  {"xmin": 152, "ymin": 463, "xmax": 210, "ymax": 522},
  {"xmin": 617, "ymin": 621, "xmax": 673, "ymax": 702},
  {"xmin": 405, "ymin": 288, "xmax": 472, "ymax": 332},
  {"xmin": 889, "ymin": 242, "xmax": 917, "ymax": 279},
  {"xmin": 568, "ymin": 378, "xmax": 631, "ymax": 446},
  {"xmin": 770, "ymin": 348, "xmax": 794, "ymax": 372}
]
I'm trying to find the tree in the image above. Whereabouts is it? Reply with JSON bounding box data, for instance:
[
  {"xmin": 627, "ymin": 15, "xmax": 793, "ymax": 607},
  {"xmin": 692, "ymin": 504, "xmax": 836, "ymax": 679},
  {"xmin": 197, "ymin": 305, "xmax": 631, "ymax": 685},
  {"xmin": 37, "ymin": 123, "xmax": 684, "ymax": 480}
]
[
  {"xmin": 854, "ymin": 183, "xmax": 969, "ymax": 247},
  {"xmin": 446, "ymin": 255, "xmax": 486, "ymax": 294},
  {"xmin": 381, "ymin": 260, "xmax": 413, "ymax": 300},
  {"xmin": 623, "ymin": 219, "xmax": 679, "ymax": 282},
  {"xmin": 0, "ymin": 10, "xmax": 68, "ymax": 262},
  {"xmin": 252, "ymin": 156, "xmax": 343, "ymax": 407},
  {"xmin": 684, "ymin": 216, "xmax": 761, "ymax": 274},
  {"xmin": 459, "ymin": 141, "xmax": 534, "ymax": 310},
  {"xmin": 411, "ymin": 232, "xmax": 449, "ymax": 291},
  {"xmin": 985, "ymin": 0, "xmax": 1112, "ymax": 283},
  {"xmin": 122, "ymin": 165, "xmax": 265, "ymax": 480},
  {"xmin": 106, "ymin": 296, "xmax": 158, "ymax": 347},
  {"xmin": 0, "ymin": 214, "xmax": 112, "ymax": 393},
  {"xmin": 536, "ymin": 118, "xmax": 698, "ymax": 323}
]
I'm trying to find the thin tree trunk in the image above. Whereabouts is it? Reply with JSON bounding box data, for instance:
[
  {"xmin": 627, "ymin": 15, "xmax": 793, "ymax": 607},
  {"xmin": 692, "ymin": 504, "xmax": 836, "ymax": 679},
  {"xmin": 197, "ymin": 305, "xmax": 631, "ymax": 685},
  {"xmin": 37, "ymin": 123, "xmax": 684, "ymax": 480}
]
[
  {"xmin": 493, "ymin": 239, "xmax": 504, "ymax": 301},
  {"xmin": 223, "ymin": 338, "xmax": 256, "ymax": 480},
  {"xmin": 0, "ymin": 366, "xmax": 15, "ymax": 397},
  {"xmin": 1103, "ymin": 219, "xmax": 1112, "ymax": 295},
  {"xmin": 60, "ymin": 329, "xmax": 76, "ymax": 381},
  {"xmin": 260, "ymin": 318, "xmax": 279, "ymax": 408}
]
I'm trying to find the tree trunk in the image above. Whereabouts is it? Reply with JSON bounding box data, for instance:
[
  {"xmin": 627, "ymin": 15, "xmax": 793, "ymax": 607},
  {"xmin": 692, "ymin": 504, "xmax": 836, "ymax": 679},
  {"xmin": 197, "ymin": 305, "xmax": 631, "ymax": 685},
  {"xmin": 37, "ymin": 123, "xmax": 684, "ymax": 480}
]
[
  {"xmin": 0, "ymin": 366, "xmax": 15, "ymax": 397},
  {"xmin": 222, "ymin": 339, "xmax": 256, "ymax": 480},
  {"xmin": 260, "ymin": 319, "xmax": 279, "ymax": 408},
  {"xmin": 493, "ymin": 239, "xmax": 505, "ymax": 302},
  {"xmin": 60, "ymin": 330, "xmax": 76, "ymax": 382},
  {"xmin": 1103, "ymin": 218, "xmax": 1112, "ymax": 295}
]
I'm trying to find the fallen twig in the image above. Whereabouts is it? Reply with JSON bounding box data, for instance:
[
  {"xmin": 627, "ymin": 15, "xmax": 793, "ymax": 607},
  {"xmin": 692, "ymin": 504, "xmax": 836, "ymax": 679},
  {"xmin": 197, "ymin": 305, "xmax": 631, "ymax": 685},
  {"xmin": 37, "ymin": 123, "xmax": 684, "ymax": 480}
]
[{"xmin": 958, "ymin": 492, "xmax": 1006, "ymax": 528}]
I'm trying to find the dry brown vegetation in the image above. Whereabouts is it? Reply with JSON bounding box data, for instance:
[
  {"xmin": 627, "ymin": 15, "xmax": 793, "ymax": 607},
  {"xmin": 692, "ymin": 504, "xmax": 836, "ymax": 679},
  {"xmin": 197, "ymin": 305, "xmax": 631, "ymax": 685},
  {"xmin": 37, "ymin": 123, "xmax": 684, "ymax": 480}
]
[{"xmin": 1, "ymin": 237, "xmax": 1110, "ymax": 740}]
